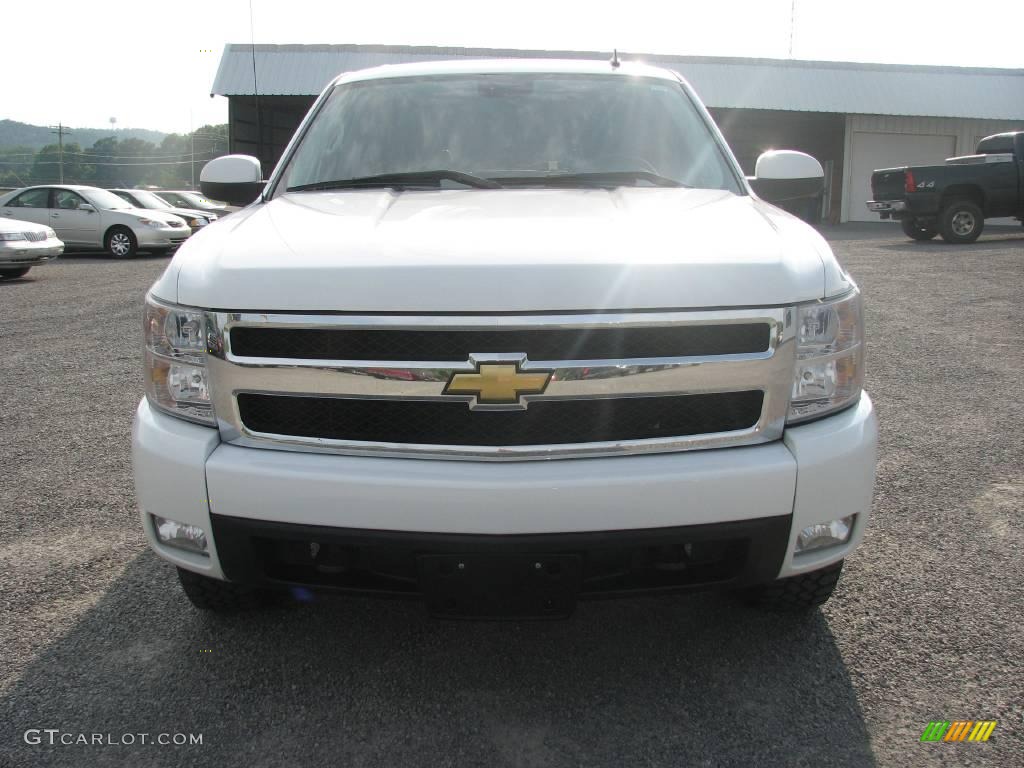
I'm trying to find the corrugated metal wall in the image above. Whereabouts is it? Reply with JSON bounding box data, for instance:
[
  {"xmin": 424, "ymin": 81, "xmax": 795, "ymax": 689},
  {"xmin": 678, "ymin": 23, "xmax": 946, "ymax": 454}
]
[{"xmin": 229, "ymin": 96, "xmax": 315, "ymax": 172}]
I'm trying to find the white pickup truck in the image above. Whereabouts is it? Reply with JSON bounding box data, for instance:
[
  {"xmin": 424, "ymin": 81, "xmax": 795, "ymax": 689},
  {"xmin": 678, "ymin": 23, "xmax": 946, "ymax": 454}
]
[{"xmin": 132, "ymin": 59, "xmax": 877, "ymax": 618}]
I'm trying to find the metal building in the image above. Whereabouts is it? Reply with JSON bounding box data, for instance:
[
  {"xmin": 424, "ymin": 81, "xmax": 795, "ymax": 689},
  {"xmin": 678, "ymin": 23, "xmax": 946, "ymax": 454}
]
[{"xmin": 211, "ymin": 44, "xmax": 1024, "ymax": 222}]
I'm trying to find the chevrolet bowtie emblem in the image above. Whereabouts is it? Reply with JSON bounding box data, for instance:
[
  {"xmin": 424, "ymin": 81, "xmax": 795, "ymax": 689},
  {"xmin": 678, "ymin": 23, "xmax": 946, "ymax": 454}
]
[{"xmin": 444, "ymin": 362, "xmax": 552, "ymax": 407}]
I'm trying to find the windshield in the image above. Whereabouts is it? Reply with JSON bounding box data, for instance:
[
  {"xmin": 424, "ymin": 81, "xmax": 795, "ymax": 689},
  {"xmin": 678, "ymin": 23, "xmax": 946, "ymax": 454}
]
[
  {"xmin": 132, "ymin": 190, "xmax": 173, "ymax": 208},
  {"xmin": 175, "ymin": 191, "xmax": 223, "ymax": 208},
  {"xmin": 278, "ymin": 74, "xmax": 742, "ymax": 194},
  {"xmin": 84, "ymin": 188, "xmax": 133, "ymax": 210}
]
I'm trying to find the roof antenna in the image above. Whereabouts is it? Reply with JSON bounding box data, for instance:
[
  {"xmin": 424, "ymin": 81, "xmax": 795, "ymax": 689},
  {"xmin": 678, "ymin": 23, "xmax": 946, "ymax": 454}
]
[
  {"xmin": 610, "ymin": 49, "xmax": 621, "ymax": 68},
  {"xmin": 249, "ymin": 0, "xmax": 263, "ymax": 165}
]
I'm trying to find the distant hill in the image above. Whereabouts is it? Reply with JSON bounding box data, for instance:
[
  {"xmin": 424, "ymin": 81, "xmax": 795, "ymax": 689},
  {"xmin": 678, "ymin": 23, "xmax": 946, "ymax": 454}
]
[{"xmin": 0, "ymin": 119, "xmax": 167, "ymax": 151}]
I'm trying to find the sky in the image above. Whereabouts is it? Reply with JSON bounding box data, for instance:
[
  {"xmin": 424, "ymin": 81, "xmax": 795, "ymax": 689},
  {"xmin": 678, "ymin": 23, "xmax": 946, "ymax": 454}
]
[{"xmin": 3, "ymin": 0, "xmax": 1022, "ymax": 135}]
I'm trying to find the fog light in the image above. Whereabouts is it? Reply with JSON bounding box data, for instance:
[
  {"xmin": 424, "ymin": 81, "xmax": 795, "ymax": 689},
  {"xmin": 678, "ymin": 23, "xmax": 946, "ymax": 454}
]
[
  {"xmin": 795, "ymin": 515, "xmax": 854, "ymax": 553},
  {"xmin": 152, "ymin": 514, "xmax": 208, "ymax": 555}
]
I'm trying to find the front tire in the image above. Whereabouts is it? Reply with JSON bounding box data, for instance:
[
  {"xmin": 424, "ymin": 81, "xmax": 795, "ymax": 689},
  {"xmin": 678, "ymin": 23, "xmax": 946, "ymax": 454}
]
[
  {"xmin": 176, "ymin": 567, "xmax": 265, "ymax": 612},
  {"xmin": 939, "ymin": 199, "xmax": 984, "ymax": 244},
  {"xmin": 741, "ymin": 559, "xmax": 843, "ymax": 612},
  {"xmin": 0, "ymin": 267, "xmax": 31, "ymax": 279},
  {"xmin": 105, "ymin": 226, "xmax": 138, "ymax": 258},
  {"xmin": 900, "ymin": 218, "xmax": 937, "ymax": 241}
]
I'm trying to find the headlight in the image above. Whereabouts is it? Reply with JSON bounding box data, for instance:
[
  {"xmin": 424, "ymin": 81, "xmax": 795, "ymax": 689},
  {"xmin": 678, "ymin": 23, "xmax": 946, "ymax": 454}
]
[
  {"xmin": 787, "ymin": 288, "xmax": 864, "ymax": 424},
  {"xmin": 0, "ymin": 232, "xmax": 27, "ymax": 241},
  {"xmin": 188, "ymin": 218, "xmax": 206, "ymax": 227},
  {"xmin": 44, "ymin": 228, "xmax": 56, "ymax": 239},
  {"xmin": 143, "ymin": 294, "xmax": 215, "ymax": 426},
  {"xmin": 138, "ymin": 218, "xmax": 170, "ymax": 228}
]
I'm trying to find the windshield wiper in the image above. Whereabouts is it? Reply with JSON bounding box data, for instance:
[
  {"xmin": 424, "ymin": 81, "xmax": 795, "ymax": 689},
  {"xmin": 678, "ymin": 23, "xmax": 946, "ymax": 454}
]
[
  {"xmin": 497, "ymin": 171, "xmax": 689, "ymax": 188},
  {"xmin": 287, "ymin": 170, "xmax": 502, "ymax": 192}
]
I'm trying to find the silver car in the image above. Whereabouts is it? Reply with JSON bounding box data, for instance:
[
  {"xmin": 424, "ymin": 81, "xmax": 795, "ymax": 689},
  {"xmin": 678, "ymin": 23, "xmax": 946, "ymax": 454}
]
[
  {"xmin": 110, "ymin": 189, "xmax": 218, "ymax": 234},
  {"xmin": 0, "ymin": 185, "xmax": 190, "ymax": 258},
  {"xmin": 0, "ymin": 217, "xmax": 64, "ymax": 279}
]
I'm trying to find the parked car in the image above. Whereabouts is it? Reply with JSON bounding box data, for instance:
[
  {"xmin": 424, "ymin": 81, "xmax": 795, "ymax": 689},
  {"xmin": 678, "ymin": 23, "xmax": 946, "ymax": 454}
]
[
  {"xmin": 0, "ymin": 217, "xmax": 63, "ymax": 279},
  {"xmin": 0, "ymin": 185, "xmax": 190, "ymax": 258},
  {"xmin": 135, "ymin": 59, "xmax": 876, "ymax": 617},
  {"xmin": 155, "ymin": 190, "xmax": 236, "ymax": 215},
  {"xmin": 110, "ymin": 188, "xmax": 218, "ymax": 234},
  {"xmin": 867, "ymin": 131, "xmax": 1024, "ymax": 243}
]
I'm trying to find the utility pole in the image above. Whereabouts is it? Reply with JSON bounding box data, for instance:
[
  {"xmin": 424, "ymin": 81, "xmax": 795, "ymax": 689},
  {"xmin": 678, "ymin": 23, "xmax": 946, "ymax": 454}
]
[
  {"xmin": 49, "ymin": 123, "xmax": 72, "ymax": 183},
  {"xmin": 788, "ymin": 0, "xmax": 797, "ymax": 57}
]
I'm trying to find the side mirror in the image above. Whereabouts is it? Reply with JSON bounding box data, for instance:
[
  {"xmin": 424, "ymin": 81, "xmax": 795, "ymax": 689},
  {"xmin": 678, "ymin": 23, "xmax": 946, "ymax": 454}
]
[
  {"xmin": 200, "ymin": 154, "xmax": 265, "ymax": 206},
  {"xmin": 79, "ymin": 203, "xmax": 96, "ymax": 213},
  {"xmin": 749, "ymin": 150, "xmax": 824, "ymax": 205}
]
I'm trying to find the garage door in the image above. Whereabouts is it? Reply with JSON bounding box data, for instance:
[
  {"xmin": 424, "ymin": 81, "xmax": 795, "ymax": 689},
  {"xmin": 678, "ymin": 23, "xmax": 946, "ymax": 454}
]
[{"xmin": 846, "ymin": 132, "xmax": 956, "ymax": 222}]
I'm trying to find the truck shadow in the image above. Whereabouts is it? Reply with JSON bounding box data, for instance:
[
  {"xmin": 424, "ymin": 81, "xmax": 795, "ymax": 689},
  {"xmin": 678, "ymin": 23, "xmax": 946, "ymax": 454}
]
[
  {"xmin": 877, "ymin": 233, "xmax": 1024, "ymax": 254},
  {"xmin": 0, "ymin": 552, "xmax": 876, "ymax": 767}
]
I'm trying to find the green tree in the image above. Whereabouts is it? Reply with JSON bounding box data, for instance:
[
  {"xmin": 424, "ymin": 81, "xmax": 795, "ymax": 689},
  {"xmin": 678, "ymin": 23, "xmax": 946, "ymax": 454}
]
[
  {"xmin": 30, "ymin": 142, "xmax": 88, "ymax": 184},
  {"xmin": 85, "ymin": 137, "xmax": 120, "ymax": 186},
  {"xmin": 116, "ymin": 137, "xmax": 159, "ymax": 187},
  {"xmin": 189, "ymin": 125, "xmax": 229, "ymax": 189},
  {"xmin": 156, "ymin": 133, "xmax": 190, "ymax": 188},
  {"xmin": 0, "ymin": 146, "xmax": 36, "ymax": 188},
  {"xmin": 0, "ymin": 123, "xmax": 231, "ymax": 191}
]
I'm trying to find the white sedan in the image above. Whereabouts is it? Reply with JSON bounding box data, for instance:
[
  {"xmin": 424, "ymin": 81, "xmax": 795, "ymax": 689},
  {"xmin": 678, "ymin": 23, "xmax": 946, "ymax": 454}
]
[
  {"xmin": 0, "ymin": 217, "xmax": 64, "ymax": 279},
  {"xmin": 0, "ymin": 185, "xmax": 190, "ymax": 258}
]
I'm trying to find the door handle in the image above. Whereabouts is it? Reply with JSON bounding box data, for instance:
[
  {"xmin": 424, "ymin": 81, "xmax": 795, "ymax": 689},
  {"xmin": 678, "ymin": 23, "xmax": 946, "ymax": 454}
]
[{"xmin": 51, "ymin": 213, "xmax": 60, "ymax": 218}]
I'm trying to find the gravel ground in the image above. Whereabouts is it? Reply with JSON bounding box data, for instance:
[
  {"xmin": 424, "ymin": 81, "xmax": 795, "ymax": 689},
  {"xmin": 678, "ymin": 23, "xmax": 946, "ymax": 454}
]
[{"xmin": 0, "ymin": 224, "xmax": 1022, "ymax": 767}]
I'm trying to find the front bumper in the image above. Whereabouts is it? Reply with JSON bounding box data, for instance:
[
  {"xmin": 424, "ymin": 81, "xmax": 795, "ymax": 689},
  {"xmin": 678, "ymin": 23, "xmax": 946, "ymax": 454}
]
[
  {"xmin": 0, "ymin": 241, "xmax": 63, "ymax": 267},
  {"xmin": 133, "ymin": 393, "xmax": 877, "ymax": 593},
  {"xmin": 135, "ymin": 228, "xmax": 190, "ymax": 249}
]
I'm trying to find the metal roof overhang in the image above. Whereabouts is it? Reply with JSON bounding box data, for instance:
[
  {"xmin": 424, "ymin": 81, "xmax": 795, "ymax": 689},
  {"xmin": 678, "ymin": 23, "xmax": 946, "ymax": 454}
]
[{"xmin": 211, "ymin": 44, "xmax": 1024, "ymax": 121}]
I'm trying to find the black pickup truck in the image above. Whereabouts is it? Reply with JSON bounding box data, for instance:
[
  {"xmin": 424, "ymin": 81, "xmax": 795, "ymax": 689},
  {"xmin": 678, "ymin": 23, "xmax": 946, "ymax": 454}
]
[{"xmin": 867, "ymin": 131, "xmax": 1024, "ymax": 243}]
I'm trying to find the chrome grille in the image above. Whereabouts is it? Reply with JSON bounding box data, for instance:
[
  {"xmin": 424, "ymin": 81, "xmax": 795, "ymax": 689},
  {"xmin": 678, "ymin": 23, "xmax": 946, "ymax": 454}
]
[
  {"xmin": 229, "ymin": 324, "xmax": 771, "ymax": 361},
  {"xmin": 206, "ymin": 309, "xmax": 796, "ymax": 461},
  {"xmin": 23, "ymin": 231, "xmax": 47, "ymax": 242}
]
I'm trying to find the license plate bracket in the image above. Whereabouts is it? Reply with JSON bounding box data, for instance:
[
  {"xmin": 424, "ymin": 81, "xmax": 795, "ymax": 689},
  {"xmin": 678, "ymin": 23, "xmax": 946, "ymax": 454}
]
[{"xmin": 418, "ymin": 553, "xmax": 581, "ymax": 619}]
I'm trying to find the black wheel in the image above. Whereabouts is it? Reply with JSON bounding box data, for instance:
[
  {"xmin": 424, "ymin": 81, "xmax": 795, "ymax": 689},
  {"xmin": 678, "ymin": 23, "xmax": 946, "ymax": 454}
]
[
  {"xmin": 176, "ymin": 567, "xmax": 266, "ymax": 612},
  {"xmin": 900, "ymin": 218, "xmax": 937, "ymax": 241},
  {"xmin": 0, "ymin": 267, "xmax": 31, "ymax": 279},
  {"xmin": 105, "ymin": 226, "xmax": 138, "ymax": 258},
  {"xmin": 938, "ymin": 199, "xmax": 984, "ymax": 244},
  {"xmin": 741, "ymin": 559, "xmax": 843, "ymax": 612}
]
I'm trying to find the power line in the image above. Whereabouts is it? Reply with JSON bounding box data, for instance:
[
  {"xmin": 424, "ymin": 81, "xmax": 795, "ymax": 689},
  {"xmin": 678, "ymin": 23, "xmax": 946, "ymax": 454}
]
[
  {"xmin": 0, "ymin": 139, "xmax": 226, "ymax": 161},
  {"xmin": 0, "ymin": 152, "xmax": 225, "ymax": 162},
  {"xmin": 47, "ymin": 149, "xmax": 224, "ymax": 160},
  {"xmin": 0, "ymin": 158, "xmax": 221, "ymax": 167},
  {"xmin": 0, "ymin": 154, "xmax": 225, "ymax": 166}
]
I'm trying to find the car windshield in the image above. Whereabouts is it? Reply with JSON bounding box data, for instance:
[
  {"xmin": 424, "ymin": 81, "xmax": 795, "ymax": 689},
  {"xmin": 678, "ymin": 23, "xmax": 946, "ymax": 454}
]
[
  {"xmin": 84, "ymin": 188, "xmax": 134, "ymax": 210},
  {"xmin": 131, "ymin": 190, "xmax": 173, "ymax": 208},
  {"xmin": 174, "ymin": 191, "xmax": 222, "ymax": 208},
  {"xmin": 278, "ymin": 73, "xmax": 742, "ymax": 194}
]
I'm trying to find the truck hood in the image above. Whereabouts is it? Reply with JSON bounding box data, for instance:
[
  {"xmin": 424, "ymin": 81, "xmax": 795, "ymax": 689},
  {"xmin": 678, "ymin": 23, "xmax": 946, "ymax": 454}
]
[{"xmin": 165, "ymin": 188, "xmax": 849, "ymax": 312}]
